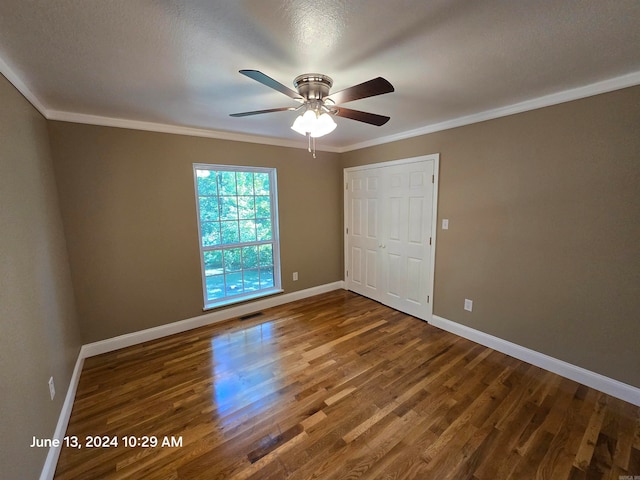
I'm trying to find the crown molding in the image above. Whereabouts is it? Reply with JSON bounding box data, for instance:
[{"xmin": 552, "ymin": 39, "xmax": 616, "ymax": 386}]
[
  {"xmin": 337, "ymin": 70, "xmax": 640, "ymax": 153},
  {"xmin": 46, "ymin": 110, "xmax": 342, "ymax": 153},
  {"xmin": 0, "ymin": 55, "xmax": 48, "ymax": 116}
]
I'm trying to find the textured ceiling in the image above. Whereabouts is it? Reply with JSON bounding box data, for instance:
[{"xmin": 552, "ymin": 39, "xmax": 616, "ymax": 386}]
[{"xmin": 1, "ymin": 0, "xmax": 639, "ymax": 151}]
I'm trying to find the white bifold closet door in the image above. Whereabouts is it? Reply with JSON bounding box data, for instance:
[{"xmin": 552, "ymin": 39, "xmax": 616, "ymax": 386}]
[{"xmin": 345, "ymin": 156, "xmax": 437, "ymax": 321}]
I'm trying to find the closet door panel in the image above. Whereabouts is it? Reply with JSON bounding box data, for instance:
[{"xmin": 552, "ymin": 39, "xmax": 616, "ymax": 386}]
[{"xmin": 346, "ymin": 169, "xmax": 381, "ymax": 299}]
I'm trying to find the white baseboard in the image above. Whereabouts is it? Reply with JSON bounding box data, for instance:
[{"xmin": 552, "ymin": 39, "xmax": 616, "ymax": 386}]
[
  {"xmin": 39, "ymin": 352, "xmax": 85, "ymax": 480},
  {"xmin": 82, "ymin": 281, "xmax": 344, "ymax": 358},
  {"xmin": 430, "ymin": 315, "xmax": 640, "ymax": 407}
]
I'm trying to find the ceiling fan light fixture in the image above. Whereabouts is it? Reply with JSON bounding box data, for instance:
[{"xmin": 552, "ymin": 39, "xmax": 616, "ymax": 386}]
[{"xmin": 290, "ymin": 109, "xmax": 336, "ymax": 138}]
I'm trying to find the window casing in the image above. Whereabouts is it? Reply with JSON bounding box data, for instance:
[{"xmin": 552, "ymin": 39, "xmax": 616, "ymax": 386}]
[{"xmin": 193, "ymin": 164, "xmax": 282, "ymax": 309}]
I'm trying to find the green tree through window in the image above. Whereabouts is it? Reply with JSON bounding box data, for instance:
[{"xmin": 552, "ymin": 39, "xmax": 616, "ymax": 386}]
[{"xmin": 193, "ymin": 164, "xmax": 281, "ymax": 308}]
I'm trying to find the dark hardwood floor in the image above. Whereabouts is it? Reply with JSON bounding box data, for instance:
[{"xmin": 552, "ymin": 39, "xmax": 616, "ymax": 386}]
[{"xmin": 55, "ymin": 290, "xmax": 640, "ymax": 479}]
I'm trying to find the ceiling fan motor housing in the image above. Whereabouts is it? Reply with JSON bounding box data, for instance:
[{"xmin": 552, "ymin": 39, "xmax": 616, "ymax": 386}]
[{"xmin": 293, "ymin": 74, "xmax": 333, "ymax": 100}]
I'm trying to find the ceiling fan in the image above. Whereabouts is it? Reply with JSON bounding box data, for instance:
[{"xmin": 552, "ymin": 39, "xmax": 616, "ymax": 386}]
[{"xmin": 230, "ymin": 70, "xmax": 394, "ymax": 154}]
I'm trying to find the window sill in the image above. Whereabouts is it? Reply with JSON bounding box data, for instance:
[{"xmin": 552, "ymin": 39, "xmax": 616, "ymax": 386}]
[{"xmin": 202, "ymin": 288, "xmax": 284, "ymax": 311}]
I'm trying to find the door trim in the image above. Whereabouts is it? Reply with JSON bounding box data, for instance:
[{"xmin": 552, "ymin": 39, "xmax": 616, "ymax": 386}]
[{"xmin": 344, "ymin": 153, "xmax": 440, "ymax": 321}]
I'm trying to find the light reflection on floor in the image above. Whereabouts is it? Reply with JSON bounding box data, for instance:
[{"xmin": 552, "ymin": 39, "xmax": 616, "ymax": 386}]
[{"xmin": 210, "ymin": 320, "xmax": 280, "ymax": 423}]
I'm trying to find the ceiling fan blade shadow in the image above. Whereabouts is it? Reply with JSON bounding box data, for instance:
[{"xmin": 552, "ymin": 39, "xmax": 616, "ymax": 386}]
[
  {"xmin": 326, "ymin": 77, "xmax": 394, "ymax": 105},
  {"xmin": 239, "ymin": 70, "xmax": 302, "ymax": 100},
  {"xmin": 230, "ymin": 107, "xmax": 298, "ymax": 117},
  {"xmin": 333, "ymin": 107, "xmax": 390, "ymax": 126}
]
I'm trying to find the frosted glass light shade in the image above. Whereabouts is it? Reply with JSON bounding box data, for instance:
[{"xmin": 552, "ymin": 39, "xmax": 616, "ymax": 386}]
[
  {"xmin": 311, "ymin": 113, "xmax": 337, "ymax": 137},
  {"xmin": 291, "ymin": 110, "xmax": 317, "ymax": 135},
  {"xmin": 291, "ymin": 110, "xmax": 336, "ymax": 138}
]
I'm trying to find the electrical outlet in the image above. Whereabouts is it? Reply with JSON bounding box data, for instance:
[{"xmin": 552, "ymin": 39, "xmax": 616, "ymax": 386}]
[
  {"xmin": 48, "ymin": 376, "xmax": 55, "ymax": 400},
  {"xmin": 293, "ymin": 272, "xmax": 298, "ymax": 281},
  {"xmin": 464, "ymin": 299, "xmax": 473, "ymax": 312}
]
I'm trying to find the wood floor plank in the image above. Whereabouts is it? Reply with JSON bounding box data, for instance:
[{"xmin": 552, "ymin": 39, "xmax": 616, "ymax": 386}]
[{"xmin": 54, "ymin": 290, "xmax": 640, "ymax": 480}]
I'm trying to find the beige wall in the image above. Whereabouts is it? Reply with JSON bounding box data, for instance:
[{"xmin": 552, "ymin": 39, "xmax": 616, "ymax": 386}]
[
  {"xmin": 342, "ymin": 85, "xmax": 640, "ymax": 387},
  {"xmin": 48, "ymin": 123, "xmax": 344, "ymax": 343},
  {"xmin": 0, "ymin": 75, "xmax": 82, "ymax": 479}
]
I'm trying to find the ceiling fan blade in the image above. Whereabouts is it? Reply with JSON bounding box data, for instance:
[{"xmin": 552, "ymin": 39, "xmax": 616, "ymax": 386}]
[
  {"xmin": 239, "ymin": 70, "xmax": 302, "ymax": 100},
  {"xmin": 229, "ymin": 107, "xmax": 300, "ymax": 117},
  {"xmin": 230, "ymin": 107, "xmax": 298, "ymax": 117},
  {"xmin": 326, "ymin": 77, "xmax": 394, "ymax": 105},
  {"xmin": 333, "ymin": 107, "xmax": 390, "ymax": 126}
]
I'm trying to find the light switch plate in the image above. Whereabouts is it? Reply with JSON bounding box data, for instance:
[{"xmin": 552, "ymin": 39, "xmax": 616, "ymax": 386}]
[{"xmin": 442, "ymin": 219, "xmax": 449, "ymax": 230}]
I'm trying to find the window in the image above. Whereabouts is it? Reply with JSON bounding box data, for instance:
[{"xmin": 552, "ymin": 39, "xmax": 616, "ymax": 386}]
[{"xmin": 193, "ymin": 164, "xmax": 281, "ymax": 309}]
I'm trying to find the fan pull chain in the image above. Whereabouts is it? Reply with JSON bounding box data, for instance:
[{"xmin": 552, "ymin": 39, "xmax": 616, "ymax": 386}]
[{"xmin": 307, "ymin": 134, "xmax": 317, "ymax": 158}]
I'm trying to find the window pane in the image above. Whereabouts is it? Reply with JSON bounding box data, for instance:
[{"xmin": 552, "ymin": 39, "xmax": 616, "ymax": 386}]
[
  {"xmin": 217, "ymin": 171, "xmax": 237, "ymax": 195},
  {"xmin": 223, "ymin": 248, "xmax": 241, "ymax": 272},
  {"xmin": 239, "ymin": 220, "xmax": 257, "ymax": 243},
  {"xmin": 244, "ymin": 269, "xmax": 260, "ymax": 292},
  {"xmin": 242, "ymin": 246, "xmax": 258, "ymax": 269},
  {"xmin": 201, "ymin": 221, "xmax": 221, "ymax": 246},
  {"xmin": 256, "ymin": 219, "xmax": 272, "ymax": 241},
  {"xmin": 225, "ymin": 272, "xmax": 243, "ymax": 294},
  {"xmin": 221, "ymin": 221, "xmax": 239, "ymax": 244},
  {"xmin": 197, "ymin": 170, "xmax": 217, "ymax": 196},
  {"xmin": 260, "ymin": 267, "xmax": 274, "ymax": 288},
  {"xmin": 219, "ymin": 196, "xmax": 238, "ymax": 221},
  {"xmin": 206, "ymin": 274, "xmax": 225, "ymax": 301},
  {"xmin": 255, "ymin": 172, "xmax": 270, "ymax": 195},
  {"xmin": 199, "ymin": 197, "xmax": 219, "ymax": 222},
  {"xmin": 237, "ymin": 172, "xmax": 254, "ymax": 195},
  {"xmin": 238, "ymin": 196, "xmax": 255, "ymax": 219},
  {"xmin": 259, "ymin": 244, "xmax": 273, "ymax": 267},
  {"xmin": 204, "ymin": 250, "xmax": 223, "ymax": 276},
  {"xmin": 255, "ymin": 196, "xmax": 271, "ymax": 218}
]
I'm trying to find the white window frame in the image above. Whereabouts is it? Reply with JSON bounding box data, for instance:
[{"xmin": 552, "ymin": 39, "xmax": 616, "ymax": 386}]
[{"xmin": 193, "ymin": 163, "xmax": 282, "ymax": 310}]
